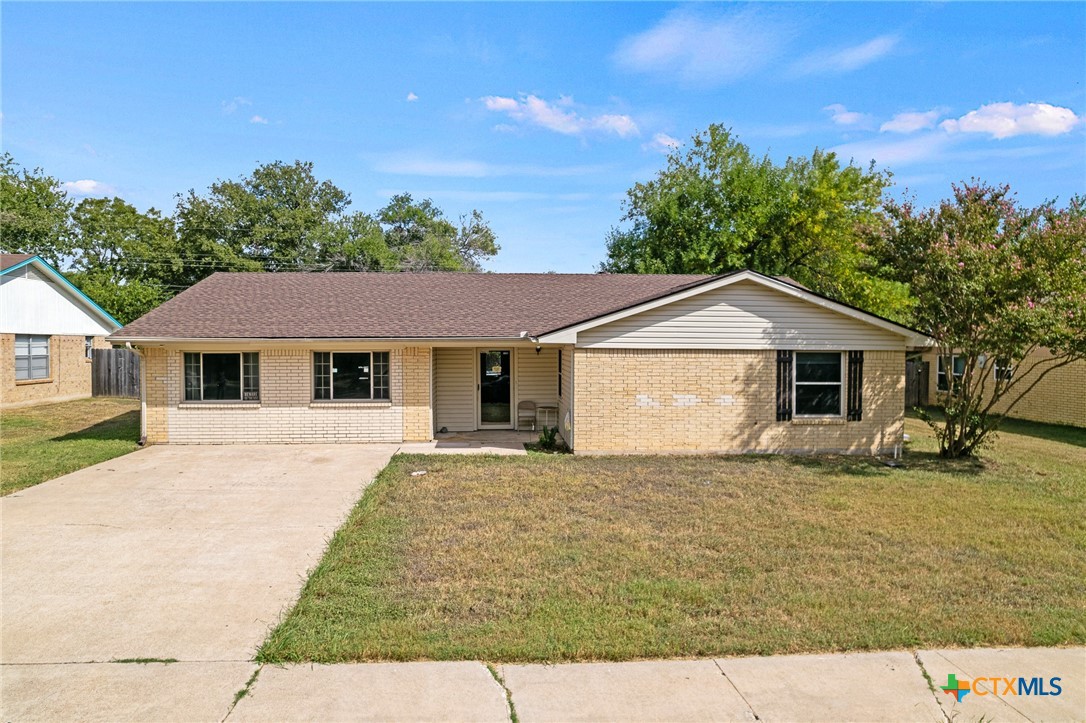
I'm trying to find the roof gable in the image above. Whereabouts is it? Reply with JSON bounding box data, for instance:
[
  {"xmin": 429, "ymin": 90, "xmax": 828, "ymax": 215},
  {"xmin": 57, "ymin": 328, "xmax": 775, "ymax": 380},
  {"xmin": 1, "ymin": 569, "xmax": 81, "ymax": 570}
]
[
  {"xmin": 0, "ymin": 255, "xmax": 121, "ymax": 332},
  {"xmin": 537, "ymin": 271, "xmax": 930, "ymax": 347}
]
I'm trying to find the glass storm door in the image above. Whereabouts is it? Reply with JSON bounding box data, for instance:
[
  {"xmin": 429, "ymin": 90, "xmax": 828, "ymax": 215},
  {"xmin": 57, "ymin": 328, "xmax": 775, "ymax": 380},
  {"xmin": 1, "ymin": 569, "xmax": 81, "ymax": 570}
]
[{"xmin": 479, "ymin": 350, "xmax": 512, "ymax": 426}]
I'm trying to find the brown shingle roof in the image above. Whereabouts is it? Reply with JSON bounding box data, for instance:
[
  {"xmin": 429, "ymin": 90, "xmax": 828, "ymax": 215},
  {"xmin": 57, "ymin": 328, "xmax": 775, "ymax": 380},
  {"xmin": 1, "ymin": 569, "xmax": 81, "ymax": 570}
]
[
  {"xmin": 1, "ymin": 254, "xmax": 37, "ymax": 271},
  {"xmin": 112, "ymin": 272, "xmax": 713, "ymax": 340}
]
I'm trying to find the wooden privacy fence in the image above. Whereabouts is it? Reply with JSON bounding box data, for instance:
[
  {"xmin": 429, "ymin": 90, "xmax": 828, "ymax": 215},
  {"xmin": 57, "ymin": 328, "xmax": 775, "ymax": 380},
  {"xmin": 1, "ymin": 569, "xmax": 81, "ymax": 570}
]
[
  {"xmin": 904, "ymin": 359, "xmax": 929, "ymax": 409},
  {"xmin": 92, "ymin": 348, "xmax": 140, "ymax": 398}
]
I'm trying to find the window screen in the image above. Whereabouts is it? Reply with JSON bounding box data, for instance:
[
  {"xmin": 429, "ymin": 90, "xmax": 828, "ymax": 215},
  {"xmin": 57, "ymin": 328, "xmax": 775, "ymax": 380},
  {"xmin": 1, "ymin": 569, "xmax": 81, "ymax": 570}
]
[
  {"xmin": 15, "ymin": 335, "xmax": 50, "ymax": 381},
  {"xmin": 795, "ymin": 352, "xmax": 842, "ymax": 416}
]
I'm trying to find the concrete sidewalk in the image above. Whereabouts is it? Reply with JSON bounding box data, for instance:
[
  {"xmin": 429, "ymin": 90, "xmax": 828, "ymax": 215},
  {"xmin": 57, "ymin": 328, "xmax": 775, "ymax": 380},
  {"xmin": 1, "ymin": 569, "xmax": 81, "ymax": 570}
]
[{"xmin": 221, "ymin": 647, "xmax": 1083, "ymax": 723}]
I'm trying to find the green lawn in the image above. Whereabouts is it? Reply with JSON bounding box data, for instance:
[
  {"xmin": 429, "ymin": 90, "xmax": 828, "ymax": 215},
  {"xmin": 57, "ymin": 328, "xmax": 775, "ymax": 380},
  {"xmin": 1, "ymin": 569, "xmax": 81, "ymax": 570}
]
[
  {"xmin": 1, "ymin": 398, "xmax": 141, "ymax": 495},
  {"xmin": 260, "ymin": 416, "xmax": 1086, "ymax": 664}
]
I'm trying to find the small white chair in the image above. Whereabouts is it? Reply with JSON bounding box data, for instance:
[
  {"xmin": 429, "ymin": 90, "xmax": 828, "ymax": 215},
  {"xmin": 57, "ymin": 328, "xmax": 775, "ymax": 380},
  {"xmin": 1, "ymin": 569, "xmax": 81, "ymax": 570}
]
[{"xmin": 517, "ymin": 401, "xmax": 537, "ymax": 431}]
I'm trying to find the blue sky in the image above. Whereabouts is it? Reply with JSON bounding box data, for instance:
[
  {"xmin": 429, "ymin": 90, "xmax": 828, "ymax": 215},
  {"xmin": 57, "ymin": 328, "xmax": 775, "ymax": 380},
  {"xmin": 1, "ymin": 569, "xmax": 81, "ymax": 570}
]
[{"xmin": 3, "ymin": 2, "xmax": 1084, "ymax": 272}]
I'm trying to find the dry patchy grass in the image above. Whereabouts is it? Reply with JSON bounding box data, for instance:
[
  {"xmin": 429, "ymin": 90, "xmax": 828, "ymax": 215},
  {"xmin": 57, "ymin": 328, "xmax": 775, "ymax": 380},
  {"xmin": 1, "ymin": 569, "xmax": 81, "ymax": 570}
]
[
  {"xmin": 1, "ymin": 397, "xmax": 140, "ymax": 495},
  {"xmin": 260, "ymin": 416, "xmax": 1086, "ymax": 663}
]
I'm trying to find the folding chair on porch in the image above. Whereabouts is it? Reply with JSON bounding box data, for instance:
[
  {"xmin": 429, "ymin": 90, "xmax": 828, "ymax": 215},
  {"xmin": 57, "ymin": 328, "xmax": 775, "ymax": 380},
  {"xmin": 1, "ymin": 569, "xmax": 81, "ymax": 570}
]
[{"xmin": 517, "ymin": 400, "xmax": 537, "ymax": 431}]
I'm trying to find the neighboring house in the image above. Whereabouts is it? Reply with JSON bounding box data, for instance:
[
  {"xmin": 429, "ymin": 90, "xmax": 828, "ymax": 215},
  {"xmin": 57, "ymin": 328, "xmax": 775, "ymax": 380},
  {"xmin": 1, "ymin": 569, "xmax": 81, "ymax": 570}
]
[
  {"xmin": 109, "ymin": 269, "xmax": 931, "ymax": 455},
  {"xmin": 920, "ymin": 348, "xmax": 1086, "ymax": 428},
  {"xmin": 1, "ymin": 254, "xmax": 122, "ymax": 408}
]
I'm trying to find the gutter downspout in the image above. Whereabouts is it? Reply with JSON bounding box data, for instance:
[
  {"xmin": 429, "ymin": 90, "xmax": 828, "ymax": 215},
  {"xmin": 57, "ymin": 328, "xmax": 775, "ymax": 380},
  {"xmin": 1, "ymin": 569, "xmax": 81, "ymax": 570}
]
[
  {"xmin": 568, "ymin": 345, "xmax": 575, "ymax": 451},
  {"xmin": 131, "ymin": 343, "xmax": 147, "ymax": 446}
]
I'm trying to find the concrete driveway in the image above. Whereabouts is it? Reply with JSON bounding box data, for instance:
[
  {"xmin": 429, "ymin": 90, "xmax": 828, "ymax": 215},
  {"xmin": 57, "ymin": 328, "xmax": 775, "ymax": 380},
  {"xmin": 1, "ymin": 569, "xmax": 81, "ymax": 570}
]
[{"xmin": 1, "ymin": 443, "xmax": 397, "ymax": 721}]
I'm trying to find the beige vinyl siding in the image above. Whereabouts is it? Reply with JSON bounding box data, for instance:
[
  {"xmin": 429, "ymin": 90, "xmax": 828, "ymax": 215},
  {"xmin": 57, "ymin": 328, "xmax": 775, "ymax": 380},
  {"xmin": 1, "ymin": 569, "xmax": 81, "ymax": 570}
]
[
  {"xmin": 577, "ymin": 280, "xmax": 905, "ymax": 351},
  {"xmin": 433, "ymin": 348, "xmax": 475, "ymax": 432},
  {"xmin": 515, "ymin": 347, "xmax": 559, "ymax": 409}
]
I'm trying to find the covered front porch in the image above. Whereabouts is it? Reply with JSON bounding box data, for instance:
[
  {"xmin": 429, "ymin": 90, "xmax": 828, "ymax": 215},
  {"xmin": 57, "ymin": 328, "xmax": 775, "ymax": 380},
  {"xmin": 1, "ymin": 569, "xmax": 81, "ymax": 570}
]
[{"xmin": 431, "ymin": 344, "xmax": 563, "ymax": 436}]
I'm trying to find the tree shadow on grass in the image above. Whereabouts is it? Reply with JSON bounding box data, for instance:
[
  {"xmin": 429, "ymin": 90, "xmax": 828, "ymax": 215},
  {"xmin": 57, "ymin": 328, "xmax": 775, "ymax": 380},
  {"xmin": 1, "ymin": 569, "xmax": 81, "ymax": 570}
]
[
  {"xmin": 53, "ymin": 410, "xmax": 140, "ymax": 443},
  {"xmin": 995, "ymin": 418, "xmax": 1086, "ymax": 449}
]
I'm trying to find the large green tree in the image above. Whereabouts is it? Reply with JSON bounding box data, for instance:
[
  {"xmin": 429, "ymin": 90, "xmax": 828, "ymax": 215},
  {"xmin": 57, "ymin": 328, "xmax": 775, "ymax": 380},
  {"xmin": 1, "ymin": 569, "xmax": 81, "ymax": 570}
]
[
  {"xmin": 870, "ymin": 183, "xmax": 1086, "ymax": 458},
  {"xmin": 378, "ymin": 193, "xmax": 498, "ymax": 271},
  {"xmin": 66, "ymin": 197, "xmax": 177, "ymax": 324},
  {"xmin": 0, "ymin": 153, "xmax": 73, "ymax": 266},
  {"xmin": 174, "ymin": 161, "xmax": 498, "ymax": 284},
  {"xmin": 601, "ymin": 126, "xmax": 912, "ymax": 320},
  {"xmin": 3, "ymin": 156, "xmax": 500, "ymax": 323}
]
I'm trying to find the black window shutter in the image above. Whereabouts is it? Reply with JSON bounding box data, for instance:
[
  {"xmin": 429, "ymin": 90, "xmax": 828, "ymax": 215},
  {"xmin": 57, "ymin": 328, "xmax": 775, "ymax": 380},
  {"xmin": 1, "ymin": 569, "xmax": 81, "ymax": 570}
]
[
  {"xmin": 776, "ymin": 350, "xmax": 793, "ymax": 421},
  {"xmin": 847, "ymin": 351, "xmax": 864, "ymax": 421}
]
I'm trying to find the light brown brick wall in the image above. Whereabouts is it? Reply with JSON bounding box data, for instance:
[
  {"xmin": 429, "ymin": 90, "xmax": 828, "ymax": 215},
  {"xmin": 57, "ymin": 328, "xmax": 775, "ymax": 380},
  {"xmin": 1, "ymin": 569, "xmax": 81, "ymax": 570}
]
[
  {"xmin": 142, "ymin": 346, "xmax": 170, "ymax": 443},
  {"xmin": 570, "ymin": 348, "xmax": 904, "ymax": 455},
  {"xmin": 922, "ymin": 349, "xmax": 1085, "ymax": 428},
  {"xmin": 141, "ymin": 346, "xmax": 421, "ymax": 444},
  {"xmin": 401, "ymin": 346, "xmax": 432, "ymax": 441},
  {"xmin": 1, "ymin": 333, "xmax": 109, "ymax": 408}
]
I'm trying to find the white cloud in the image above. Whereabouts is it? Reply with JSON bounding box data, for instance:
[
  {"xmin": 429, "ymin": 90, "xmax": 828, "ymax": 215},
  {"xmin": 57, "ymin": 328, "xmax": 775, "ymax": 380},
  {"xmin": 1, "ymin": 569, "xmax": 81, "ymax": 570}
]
[
  {"xmin": 372, "ymin": 152, "xmax": 610, "ymax": 178},
  {"xmin": 614, "ymin": 8, "xmax": 792, "ymax": 86},
  {"xmin": 249, "ymin": 115, "xmax": 269, "ymax": 125},
  {"xmin": 593, "ymin": 114, "xmax": 639, "ymax": 137},
  {"xmin": 480, "ymin": 94, "xmax": 639, "ymax": 138},
  {"xmin": 939, "ymin": 102, "xmax": 1081, "ymax": 139},
  {"xmin": 62, "ymin": 180, "xmax": 116, "ymax": 197},
  {"xmin": 823, "ymin": 103, "xmax": 872, "ymax": 127},
  {"xmin": 406, "ymin": 92, "xmax": 419, "ymax": 102},
  {"xmin": 792, "ymin": 34, "xmax": 899, "ymax": 76},
  {"xmin": 221, "ymin": 96, "xmax": 251, "ymax": 115},
  {"xmin": 642, "ymin": 132, "xmax": 681, "ymax": 154},
  {"xmin": 880, "ymin": 109, "xmax": 945, "ymax": 134}
]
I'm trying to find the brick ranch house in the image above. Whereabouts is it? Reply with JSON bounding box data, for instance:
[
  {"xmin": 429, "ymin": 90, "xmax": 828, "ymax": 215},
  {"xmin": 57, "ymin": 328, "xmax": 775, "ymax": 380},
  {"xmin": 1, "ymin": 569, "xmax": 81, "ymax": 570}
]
[
  {"xmin": 109, "ymin": 269, "xmax": 932, "ymax": 455},
  {"xmin": 1, "ymin": 254, "xmax": 121, "ymax": 408}
]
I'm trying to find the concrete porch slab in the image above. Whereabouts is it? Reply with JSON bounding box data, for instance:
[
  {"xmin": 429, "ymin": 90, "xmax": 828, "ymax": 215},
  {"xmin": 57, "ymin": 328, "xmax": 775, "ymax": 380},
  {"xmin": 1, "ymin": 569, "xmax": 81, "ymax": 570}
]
[{"xmin": 399, "ymin": 431, "xmax": 535, "ymax": 455}]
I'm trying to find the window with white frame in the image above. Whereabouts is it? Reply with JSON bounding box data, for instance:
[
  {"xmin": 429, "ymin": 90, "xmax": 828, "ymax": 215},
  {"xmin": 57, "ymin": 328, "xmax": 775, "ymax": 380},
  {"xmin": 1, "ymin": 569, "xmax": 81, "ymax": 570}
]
[
  {"xmin": 994, "ymin": 358, "xmax": 1014, "ymax": 382},
  {"xmin": 794, "ymin": 352, "xmax": 843, "ymax": 416},
  {"xmin": 937, "ymin": 355, "xmax": 965, "ymax": 391},
  {"xmin": 183, "ymin": 352, "xmax": 260, "ymax": 401},
  {"xmin": 15, "ymin": 335, "xmax": 50, "ymax": 380},
  {"xmin": 85, "ymin": 336, "xmax": 94, "ymax": 359},
  {"xmin": 313, "ymin": 351, "xmax": 390, "ymax": 400}
]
